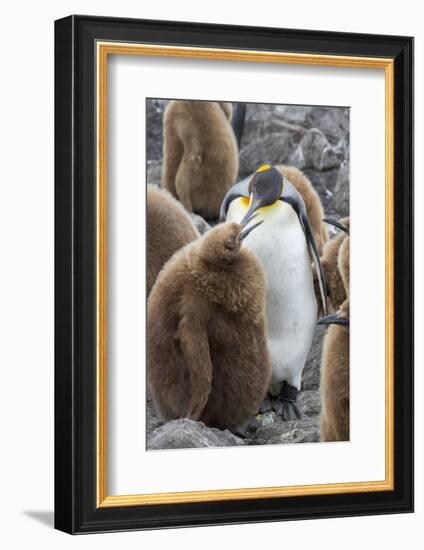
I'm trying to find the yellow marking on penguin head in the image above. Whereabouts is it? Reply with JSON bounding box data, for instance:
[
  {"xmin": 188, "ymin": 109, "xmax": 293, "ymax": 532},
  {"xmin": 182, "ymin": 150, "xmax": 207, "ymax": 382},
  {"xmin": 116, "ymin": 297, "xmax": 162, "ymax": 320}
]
[{"xmin": 256, "ymin": 164, "xmax": 272, "ymax": 173}]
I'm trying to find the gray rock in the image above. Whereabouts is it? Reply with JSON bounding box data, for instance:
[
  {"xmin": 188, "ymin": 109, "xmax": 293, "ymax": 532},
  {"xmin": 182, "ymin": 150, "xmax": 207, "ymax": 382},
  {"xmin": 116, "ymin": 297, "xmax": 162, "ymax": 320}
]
[
  {"xmin": 146, "ymin": 397, "xmax": 163, "ymax": 434},
  {"xmin": 147, "ymin": 419, "xmax": 245, "ymax": 450},
  {"xmin": 332, "ymin": 160, "xmax": 350, "ymax": 218},
  {"xmin": 301, "ymin": 325, "xmax": 326, "ymax": 391},
  {"xmin": 146, "ymin": 99, "xmax": 167, "ymax": 160},
  {"xmin": 146, "ymin": 160, "xmax": 162, "ymax": 185},
  {"xmin": 254, "ymin": 417, "xmax": 320, "ymax": 445},
  {"xmin": 275, "ymin": 105, "xmax": 313, "ymax": 126},
  {"xmin": 290, "ymin": 128, "xmax": 344, "ymax": 171},
  {"xmin": 303, "ymin": 167, "xmax": 340, "ymax": 214},
  {"xmin": 241, "ymin": 104, "xmax": 282, "ymax": 145},
  {"xmin": 190, "ymin": 213, "xmax": 211, "ymax": 235},
  {"xmin": 241, "ymin": 104, "xmax": 306, "ymax": 147},
  {"xmin": 298, "ymin": 390, "xmax": 321, "ymax": 417},
  {"xmin": 239, "ymin": 131, "xmax": 297, "ymax": 178},
  {"xmin": 304, "ymin": 107, "xmax": 350, "ymax": 145}
]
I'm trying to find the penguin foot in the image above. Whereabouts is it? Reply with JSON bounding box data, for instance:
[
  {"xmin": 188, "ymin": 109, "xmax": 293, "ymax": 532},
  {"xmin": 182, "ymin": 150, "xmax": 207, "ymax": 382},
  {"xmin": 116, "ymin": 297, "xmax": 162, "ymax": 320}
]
[
  {"xmin": 273, "ymin": 383, "xmax": 302, "ymax": 421},
  {"xmin": 259, "ymin": 394, "xmax": 273, "ymax": 413}
]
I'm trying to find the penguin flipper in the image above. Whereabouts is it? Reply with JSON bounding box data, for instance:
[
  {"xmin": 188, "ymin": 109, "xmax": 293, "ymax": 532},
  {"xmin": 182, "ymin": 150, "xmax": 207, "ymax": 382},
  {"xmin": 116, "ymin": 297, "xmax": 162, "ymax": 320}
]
[
  {"xmin": 301, "ymin": 213, "xmax": 328, "ymax": 317},
  {"xmin": 281, "ymin": 181, "xmax": 328, "ymax": 316},
  {"xmin": 323, "ymin": 217, "xmax": 350, "ymax": 235},
  {"xmin": 219, "ymin": 175, "xmax": 251, "ymax": 222}
]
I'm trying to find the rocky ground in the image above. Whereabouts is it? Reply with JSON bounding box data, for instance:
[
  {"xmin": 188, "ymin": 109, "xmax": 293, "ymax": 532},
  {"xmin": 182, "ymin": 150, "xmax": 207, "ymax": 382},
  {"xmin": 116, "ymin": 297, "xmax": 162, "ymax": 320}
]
[{"xmin": 146, "ymin": 99, "xmax": 349, "ymax": 450}]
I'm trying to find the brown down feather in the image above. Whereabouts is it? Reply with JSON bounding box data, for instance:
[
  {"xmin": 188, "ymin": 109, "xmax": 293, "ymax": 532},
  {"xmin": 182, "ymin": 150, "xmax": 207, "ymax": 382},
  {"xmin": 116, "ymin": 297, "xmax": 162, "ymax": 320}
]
[
  {"xmin": 319, "ymin": 217, "xmax": 350, "ymax": 313},
  {"xmin": 147, "ymin": 222, "xmax": 271, "ymax": 430},
  {"xmin": 162, "ymin": 101, "xmax": 239, "ymax": 220},
  {"xmin": 320, "ymin": 233, "xmax": 350, "ymax": 442},
  {"xmin": 147, "ymin": 184, "xmax": 199, "ymax": 295}
]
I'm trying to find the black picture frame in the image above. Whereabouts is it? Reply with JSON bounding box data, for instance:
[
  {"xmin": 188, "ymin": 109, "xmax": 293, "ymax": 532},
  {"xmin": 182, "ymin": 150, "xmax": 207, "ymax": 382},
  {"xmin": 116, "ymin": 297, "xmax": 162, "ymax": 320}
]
[{"xmin": 55, "ymin": 14, "xmax": 414, "ymax": 534}]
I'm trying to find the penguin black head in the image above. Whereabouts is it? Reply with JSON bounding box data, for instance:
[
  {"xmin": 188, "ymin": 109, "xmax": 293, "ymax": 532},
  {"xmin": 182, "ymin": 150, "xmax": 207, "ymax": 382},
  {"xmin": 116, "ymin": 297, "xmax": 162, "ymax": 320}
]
[
  {"xmin": 240, "ymin": 164, "xmax": 284, "ymax": 225},
  {"xmin": 199, "ymin": 221, "xmax": 263, "ymax": 267}
]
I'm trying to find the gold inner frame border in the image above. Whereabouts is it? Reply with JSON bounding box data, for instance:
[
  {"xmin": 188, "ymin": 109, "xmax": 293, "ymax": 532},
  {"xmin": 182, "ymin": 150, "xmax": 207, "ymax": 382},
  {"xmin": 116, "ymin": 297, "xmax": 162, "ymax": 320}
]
[{"xmin": 96, "ymin": 42, "xmax": 395, "ymax": 508}]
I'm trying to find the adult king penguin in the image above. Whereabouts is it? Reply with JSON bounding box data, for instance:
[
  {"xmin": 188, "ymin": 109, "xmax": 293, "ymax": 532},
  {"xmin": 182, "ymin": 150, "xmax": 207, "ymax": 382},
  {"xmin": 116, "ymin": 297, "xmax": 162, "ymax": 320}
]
[{"xmin": 220, "ymin": 164, "xmax": 327, "ymax": 420}]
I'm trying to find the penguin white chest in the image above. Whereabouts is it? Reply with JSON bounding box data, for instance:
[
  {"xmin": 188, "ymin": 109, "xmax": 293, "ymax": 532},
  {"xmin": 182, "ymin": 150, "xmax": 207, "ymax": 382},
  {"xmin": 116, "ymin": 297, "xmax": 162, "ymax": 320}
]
[{"xmin": 227, "ymin": 198, "xmax": 317, "ymax": 389}]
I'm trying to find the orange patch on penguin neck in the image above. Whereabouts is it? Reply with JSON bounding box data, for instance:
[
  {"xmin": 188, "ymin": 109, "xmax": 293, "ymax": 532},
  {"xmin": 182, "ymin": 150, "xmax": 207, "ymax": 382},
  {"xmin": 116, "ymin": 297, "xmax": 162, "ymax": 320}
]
[{"xmin": 237, "ymin": 196, "xmax": 250, "ymax": 208}]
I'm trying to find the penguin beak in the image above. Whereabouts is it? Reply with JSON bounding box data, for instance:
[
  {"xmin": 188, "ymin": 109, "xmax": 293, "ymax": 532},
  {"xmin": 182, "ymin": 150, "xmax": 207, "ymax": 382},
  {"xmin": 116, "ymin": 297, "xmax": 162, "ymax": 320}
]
[
  {"xmin": 239, "ymin": 219, "xmax": 264, "ymax": 242},
  {"xmin": 317, "ymin": 312, "xmax": 349, "ymax": 327},
  {"xmin": 240, "ymin": 193, "xmax": 263, "ymax": 226}
]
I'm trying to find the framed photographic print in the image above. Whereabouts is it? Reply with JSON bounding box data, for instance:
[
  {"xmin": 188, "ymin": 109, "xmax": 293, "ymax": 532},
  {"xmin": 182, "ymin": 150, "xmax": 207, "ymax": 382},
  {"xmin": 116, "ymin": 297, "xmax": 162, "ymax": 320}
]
[{"xmin": 54, "ymin": 15, "xmax": 414, "ymax": 534}]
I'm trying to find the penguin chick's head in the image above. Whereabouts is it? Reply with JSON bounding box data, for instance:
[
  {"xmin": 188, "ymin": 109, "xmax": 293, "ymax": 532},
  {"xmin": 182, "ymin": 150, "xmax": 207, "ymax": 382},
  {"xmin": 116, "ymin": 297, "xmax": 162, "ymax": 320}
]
[
  {"xmin": 240, "ymin": 164, "xmax": 284, "ymax": 225},
  {"xmin": 199, "ymin": 222, "xmax": 260, "ymax": 267}
]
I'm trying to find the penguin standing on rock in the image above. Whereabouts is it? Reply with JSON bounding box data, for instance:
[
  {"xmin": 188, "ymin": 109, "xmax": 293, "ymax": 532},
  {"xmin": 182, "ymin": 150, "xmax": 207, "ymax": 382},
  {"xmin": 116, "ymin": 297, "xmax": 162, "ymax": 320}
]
[
  {"xmin": 318, "ymin": 219, "xmax": 350, "ymax": 442},
  {"xmin": 147, "ymin": 221, "xmax": 271, "ymax": 431},
  {"xmin": 220, "ymin": 164, "xmax": 328, "ymax": 420}
]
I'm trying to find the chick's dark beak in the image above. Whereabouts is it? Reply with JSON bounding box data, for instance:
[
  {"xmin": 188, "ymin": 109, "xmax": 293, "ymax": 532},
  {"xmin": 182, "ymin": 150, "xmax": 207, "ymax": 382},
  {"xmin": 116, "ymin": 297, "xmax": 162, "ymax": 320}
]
[{"xmin": 239, "ymin": 219, "xmax": 264, "ymax": 242}]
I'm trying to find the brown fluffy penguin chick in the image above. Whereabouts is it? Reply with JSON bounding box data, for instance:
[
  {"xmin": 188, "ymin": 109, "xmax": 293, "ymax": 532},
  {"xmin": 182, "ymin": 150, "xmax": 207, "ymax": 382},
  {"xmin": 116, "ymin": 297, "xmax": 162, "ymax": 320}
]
[
  {"xmin": 319, "ymin": 217, "xmax": 350, "ymax": 312},
  {"xmin": 320, "ymin": 236, "xmax": 350, "ymax": 442},
  {"xmin": 338, "ymin": 230, "xmax": 350, "ymax": 291},
  {"xmin": 147, "ymin": 185, "xmax": 199, "ymax": 295},
  {"xmin": 276, "ymin": 165, "xmax": 329, "ymax": 254},
  {"xmin": 147, "ymin": 222, "xmax": 271, "ymax": 430},
  {"xmin": 162, "ymin": 100, "xmax": 239, "ymax": 220}
]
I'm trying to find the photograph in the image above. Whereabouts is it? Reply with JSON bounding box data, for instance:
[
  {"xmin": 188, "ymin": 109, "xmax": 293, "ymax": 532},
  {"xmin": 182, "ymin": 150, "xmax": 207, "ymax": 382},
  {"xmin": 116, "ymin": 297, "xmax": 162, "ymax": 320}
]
[{"xmin": 146, "ymin": 98, "xmax": 350, "ymax": 450}]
